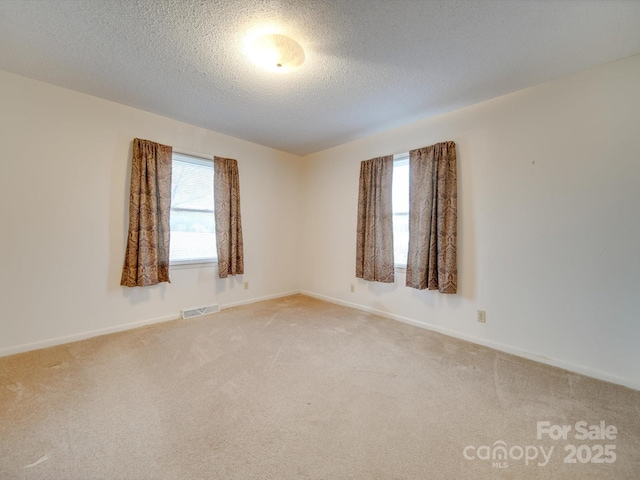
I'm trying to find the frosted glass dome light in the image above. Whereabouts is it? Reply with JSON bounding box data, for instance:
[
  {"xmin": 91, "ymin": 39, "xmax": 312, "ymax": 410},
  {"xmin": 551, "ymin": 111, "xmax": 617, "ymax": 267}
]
[{"xmin": 249, "ymin": 34, "xmax": 305, "ymax": 73}]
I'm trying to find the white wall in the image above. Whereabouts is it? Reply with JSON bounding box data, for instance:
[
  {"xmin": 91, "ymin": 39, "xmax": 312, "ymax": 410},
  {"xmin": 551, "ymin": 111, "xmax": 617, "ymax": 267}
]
[
  {"xmin": 300, "ymin": 55, "xmax": 640, "ymax": 389},
  {"xmin": 0, "ymin": 70, "xmax": 302, "ymax": 355}
]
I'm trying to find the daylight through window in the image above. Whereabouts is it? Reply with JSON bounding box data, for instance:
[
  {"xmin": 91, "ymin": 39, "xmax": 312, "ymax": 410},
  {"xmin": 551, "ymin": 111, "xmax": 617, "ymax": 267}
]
[
  {"xmin": 169, "ymin": 152, "xmax": 217, "ymax": 264},
  {"xmin": 392, "ymin": 153, "xmax": 409, "ymax": 267}
]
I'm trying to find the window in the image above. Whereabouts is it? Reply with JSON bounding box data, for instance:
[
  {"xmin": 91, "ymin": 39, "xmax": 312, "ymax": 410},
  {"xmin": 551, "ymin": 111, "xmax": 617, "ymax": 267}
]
[
  {"xmin": 169, "ymin": 152, "xmax": 217, "ymax": 265},
  {"xmin": 392, "ymin": 153, "xmax": 409, "ymax": 267}
]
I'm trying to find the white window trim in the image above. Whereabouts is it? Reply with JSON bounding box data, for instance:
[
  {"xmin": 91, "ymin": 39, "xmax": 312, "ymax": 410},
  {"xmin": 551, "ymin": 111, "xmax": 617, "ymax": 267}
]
[
  {"xmin": 394, "ymin": 152, "xmax": 409, "ymax": 165},
  {"xmin": 170, "ymin": 259, "xmax": 217, "ymax": 270},
  {"xmin": 173, "ymin": 147, "xmax": 214, "ymax": 164}
]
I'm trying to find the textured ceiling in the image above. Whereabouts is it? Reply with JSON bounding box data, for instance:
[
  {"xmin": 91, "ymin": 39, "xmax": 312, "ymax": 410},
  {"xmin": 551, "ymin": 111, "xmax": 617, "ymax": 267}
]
[{"xmin": 2, "ymin": 1, "xmax": 640, "ymax": 155}]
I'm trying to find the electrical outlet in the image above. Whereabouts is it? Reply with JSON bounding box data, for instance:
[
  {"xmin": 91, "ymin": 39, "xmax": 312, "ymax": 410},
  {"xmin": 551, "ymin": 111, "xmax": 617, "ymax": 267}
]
[
  {"xmin": 243, "ymin": 282, "xmax": 249, "ymax": 290},
  {"xmin": 477, "ymin": 310, "xmax": 486, "ymax": 323},
  {"xmin": 350, "ymin": 284, "xmax": 355, "ymax": 293}
]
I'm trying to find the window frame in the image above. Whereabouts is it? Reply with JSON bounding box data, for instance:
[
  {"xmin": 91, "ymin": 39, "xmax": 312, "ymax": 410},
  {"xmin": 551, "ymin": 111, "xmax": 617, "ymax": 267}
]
[{"xmin": 169, "ymin": 150, "xmax": 218, "ymax": 268}]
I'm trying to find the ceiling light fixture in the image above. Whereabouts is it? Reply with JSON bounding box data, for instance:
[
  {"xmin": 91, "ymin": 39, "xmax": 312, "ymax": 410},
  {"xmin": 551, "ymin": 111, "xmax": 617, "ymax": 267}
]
[{"xmin": 249, "ymin": 33, "xmax": 305, "ymax": 73}]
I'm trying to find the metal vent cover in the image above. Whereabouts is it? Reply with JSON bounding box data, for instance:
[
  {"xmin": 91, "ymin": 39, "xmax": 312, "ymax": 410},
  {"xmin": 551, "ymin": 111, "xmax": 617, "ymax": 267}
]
[{"xmin": 181, "ymin": 304, "xmax": 220, "ymax": 319}]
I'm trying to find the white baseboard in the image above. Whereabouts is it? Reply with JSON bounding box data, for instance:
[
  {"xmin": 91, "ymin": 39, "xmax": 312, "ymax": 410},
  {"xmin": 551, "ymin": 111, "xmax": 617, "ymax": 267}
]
[
  {"xmin": 300, "ymin": 290, "xmax": 639, "ymax": 391},
  {"xmin": 0, "ymin": 290, "xmax": 300, "ymax": 358},
  {"xmin": 4, "ymin": 288, "xmax": 637, "ymax": 391},
  {"xmin": 0, "ymin": 313, "xmax": 178, "ymax": 358}
]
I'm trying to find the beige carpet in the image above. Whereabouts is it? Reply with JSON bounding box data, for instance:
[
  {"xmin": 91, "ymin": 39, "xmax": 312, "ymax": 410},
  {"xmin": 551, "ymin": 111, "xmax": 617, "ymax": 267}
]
[{"xmin": 1, "ymin": 294, "xmax": 639, "ymax": 479}]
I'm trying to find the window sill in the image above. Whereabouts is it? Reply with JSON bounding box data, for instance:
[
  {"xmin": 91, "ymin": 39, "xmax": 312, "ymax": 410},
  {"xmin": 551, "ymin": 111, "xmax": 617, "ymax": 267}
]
[
  {"xmin": 170, "ymin": 260, "xmax": 217, "ymax": 270},
  {"xmin": 394, "ymin": 265, "xmax": 407, "ymax": 272}
]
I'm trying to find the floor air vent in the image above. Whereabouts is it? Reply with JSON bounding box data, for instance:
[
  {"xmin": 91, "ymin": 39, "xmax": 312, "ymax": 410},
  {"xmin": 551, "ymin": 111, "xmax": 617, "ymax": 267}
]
[{"xmin": 181, "ymin": 304, "xmax": 220, "ymax": 319}]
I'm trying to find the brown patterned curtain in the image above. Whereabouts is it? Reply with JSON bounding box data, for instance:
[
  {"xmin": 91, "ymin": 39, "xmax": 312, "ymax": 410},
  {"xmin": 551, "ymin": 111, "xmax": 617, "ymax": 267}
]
[
  {"xmin": 405, "ymin": 141, "xmax": 457, "ymax": 293},
  {"xmin": 355, "ymin": 156, "xmax": 395, "ymax": 283},
  {"xmin": 121, "ymin": 138, "xmax": 173, "ymax": 287},
  {"xmin": 214, "ymin": 157, "xmax": 244, "ymax": 278}
]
